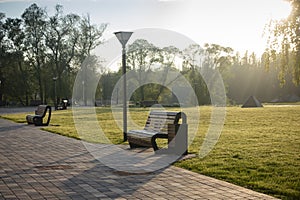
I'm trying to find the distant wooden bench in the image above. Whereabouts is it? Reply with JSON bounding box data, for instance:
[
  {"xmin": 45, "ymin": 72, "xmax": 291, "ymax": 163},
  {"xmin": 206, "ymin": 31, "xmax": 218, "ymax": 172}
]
[
  {"xmin": 26, "ymin": 105, "xmax": 51, "ymax": 126},
  {"xmin": 57, "ymin": 99, "xmax": 68, "ymax": 110},
  {"xmin": 127, "ymin": 111, "xmax": 188, "ymax": 155}
]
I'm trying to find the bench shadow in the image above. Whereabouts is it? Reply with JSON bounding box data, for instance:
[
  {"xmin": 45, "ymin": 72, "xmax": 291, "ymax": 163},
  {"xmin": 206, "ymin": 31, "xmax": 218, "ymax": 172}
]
[
  {"xmin": 0, "ymin": 123, "xmax": 27, "ymax": 133},
  {"xmin": 62, "ymin": 160, "xmax": 162, "ymax": 199},
  {"xmin": 1, "ymin": 149, "xmax": 163, "ymax": 199},
  {"xmin": 58, "ymin": 143, "xmax": 180, "ymax": 199}
]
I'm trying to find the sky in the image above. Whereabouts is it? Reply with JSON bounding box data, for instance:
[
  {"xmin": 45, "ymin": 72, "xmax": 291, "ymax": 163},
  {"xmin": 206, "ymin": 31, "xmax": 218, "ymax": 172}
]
[{"xmin": 0, "ymin": 0, "xmax": 292, "ymax": 55}]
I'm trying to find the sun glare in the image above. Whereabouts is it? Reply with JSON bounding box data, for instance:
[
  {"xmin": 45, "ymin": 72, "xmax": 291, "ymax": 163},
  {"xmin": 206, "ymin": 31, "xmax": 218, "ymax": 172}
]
[
  {"xmin": 271, "ymin": 0, "xmax": 292, "ymax": 20},
  {"xmin": 167, "ymin": 0, "xmax": 292, "ymax": 55}
]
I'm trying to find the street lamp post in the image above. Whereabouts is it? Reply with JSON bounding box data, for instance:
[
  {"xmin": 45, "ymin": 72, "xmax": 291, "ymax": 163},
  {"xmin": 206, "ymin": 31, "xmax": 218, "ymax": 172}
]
[
  {"xmin": 0, "ymin": 80, "xmax": 2, "ymax": 104},
  {"xmin": 82, "ymin": 80, "xmax": 85, "ymax": 106},
  {"xmin": 114, "ymin": 31, "xmax": 133, "ymax": 142},
  {"xmin": 116, "ymin": 87, "xmax": 119, "ymax": 105},
  {"xmin": 53, "ymin": 77, "xmax": 58, "ymax": 110}
]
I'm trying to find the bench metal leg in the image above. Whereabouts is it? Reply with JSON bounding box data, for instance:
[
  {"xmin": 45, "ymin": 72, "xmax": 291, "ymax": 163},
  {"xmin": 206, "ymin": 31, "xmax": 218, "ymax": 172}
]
[
  {"xmin": 151, "ymin": 136, "xmax": 159, "ymax": 151},
  {"xmin": 129, "ymin": 142, "xmax": 138, "ymax": 149}
]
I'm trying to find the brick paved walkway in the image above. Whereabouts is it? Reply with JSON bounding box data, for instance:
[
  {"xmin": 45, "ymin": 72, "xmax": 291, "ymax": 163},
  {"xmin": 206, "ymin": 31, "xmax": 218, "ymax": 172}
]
[{"xmin": 0, "ymin": 118, "xmax": 278, "ymax": 199}]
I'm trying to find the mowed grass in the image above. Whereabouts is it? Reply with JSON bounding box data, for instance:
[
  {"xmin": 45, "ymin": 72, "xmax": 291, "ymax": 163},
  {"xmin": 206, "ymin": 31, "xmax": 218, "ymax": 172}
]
[
  {"xmin": 1, "ymin": 105, "xmax": 299, "ymax": 199},
  {"xmin": 176, "ymin": 105, "xmax": 300, "ymax": 200}
]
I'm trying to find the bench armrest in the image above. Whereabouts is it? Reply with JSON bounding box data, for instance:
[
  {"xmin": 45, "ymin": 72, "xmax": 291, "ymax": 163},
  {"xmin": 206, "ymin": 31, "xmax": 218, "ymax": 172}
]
[{"xmin": 168, "ymin": 123, "xmax": 188, "ymax": 155}]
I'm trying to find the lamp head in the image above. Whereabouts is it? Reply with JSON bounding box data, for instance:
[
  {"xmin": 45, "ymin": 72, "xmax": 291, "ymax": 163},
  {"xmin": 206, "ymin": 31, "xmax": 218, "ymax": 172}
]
[{"xmin": 114, "ymin": 31, "xmax": 133, "ymax": 47}]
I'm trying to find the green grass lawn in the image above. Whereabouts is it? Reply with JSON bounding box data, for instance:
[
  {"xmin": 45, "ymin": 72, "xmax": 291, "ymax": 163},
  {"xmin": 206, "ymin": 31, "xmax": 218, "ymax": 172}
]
[{"xmin": 1, "ymin": 105, "xmax": 299, "ymax": 199}]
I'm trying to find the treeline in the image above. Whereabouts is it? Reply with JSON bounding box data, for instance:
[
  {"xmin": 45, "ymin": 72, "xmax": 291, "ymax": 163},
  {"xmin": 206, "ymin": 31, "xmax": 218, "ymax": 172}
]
[
  {"xmin": 100, "ymin": 41, "xmax": 300, "ymax": 105},
  {"xmin": 227, "ymin": 51, "xmax": 300, "ymax": 104},
  {"xmin": 1, "ymin": 3, "xmax": 299, "ymax": 107},
  {"xmin": 0, "ymin": 4, "xmax": 106, "ymax": 106}
]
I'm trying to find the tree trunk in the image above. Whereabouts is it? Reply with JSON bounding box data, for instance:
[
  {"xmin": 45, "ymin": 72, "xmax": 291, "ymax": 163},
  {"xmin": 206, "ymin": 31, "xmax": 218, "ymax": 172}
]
[
  {"xmin": 18, "ymin": 61, "xmax": 29, "ymax": 106},
  {"xmin": 36, "ymin": 66, "xmax": 44, "ymax": 104}
]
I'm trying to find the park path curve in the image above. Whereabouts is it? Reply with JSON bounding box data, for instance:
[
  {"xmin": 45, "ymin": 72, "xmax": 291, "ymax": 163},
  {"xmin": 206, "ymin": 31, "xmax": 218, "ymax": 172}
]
[{"xmin": 0, "ymin": 118, "xmax": 278, "ymax": 199}]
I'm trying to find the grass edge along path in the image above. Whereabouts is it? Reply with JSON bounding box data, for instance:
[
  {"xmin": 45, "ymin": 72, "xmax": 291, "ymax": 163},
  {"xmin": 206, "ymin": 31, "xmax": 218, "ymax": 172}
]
[{"xmin": 1, "ymin": 105, "xmax": 299, "ymax": 199}]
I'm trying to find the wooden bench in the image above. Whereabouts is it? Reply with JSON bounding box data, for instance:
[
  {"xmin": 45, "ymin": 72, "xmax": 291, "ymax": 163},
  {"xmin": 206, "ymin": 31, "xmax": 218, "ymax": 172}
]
[
  {"xmin": 127, "ymin": 111, "xmax": 188, "ymax": 155},
  {"xmin": 57, "ymin": 99, "xmax": 68, "ymax": 110},
  {"xmin": 26, "ymin": 105, "xmax": 52, "ymax": 126}
]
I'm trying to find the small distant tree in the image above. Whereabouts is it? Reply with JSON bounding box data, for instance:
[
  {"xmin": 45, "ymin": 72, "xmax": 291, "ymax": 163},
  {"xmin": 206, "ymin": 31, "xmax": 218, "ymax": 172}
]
[
  {"xmin": 203, "ymin": 43, "xmax": 234, "ymax": 72},
  {"xmin": 181, "ymin": 44, "xmax": 207, "ymax": 105},
  {"xmin": 126, "ymin": 39, "xmax": 162, "ymax": 101},
  {"xmin": 153, "ymin": 46, "xmax": 180, "ymax": 100},
  {"xmin": 75, "ymin": 14, "xmax": 107, "ymax": 106},
  {"xmin": 76, "ymin": 55, "xmax": 100, "ymax": 105}
]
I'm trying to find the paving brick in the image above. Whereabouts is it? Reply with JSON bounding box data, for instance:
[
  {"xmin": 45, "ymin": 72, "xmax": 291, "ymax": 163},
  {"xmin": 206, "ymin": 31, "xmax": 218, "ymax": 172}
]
[{"xmin": 0, "ymin": 118, "xmax": 279, "ymax": 200}]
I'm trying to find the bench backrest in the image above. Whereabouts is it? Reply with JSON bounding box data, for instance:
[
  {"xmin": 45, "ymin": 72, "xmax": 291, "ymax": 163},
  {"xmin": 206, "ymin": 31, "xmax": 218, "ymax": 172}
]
[
  {"xmin": 35, "ymin": 105, "xmax": 50, "ymax": 117},
  {"xmin": 144, "ymin": 111, "xmax": 186, "ymax": 134}
]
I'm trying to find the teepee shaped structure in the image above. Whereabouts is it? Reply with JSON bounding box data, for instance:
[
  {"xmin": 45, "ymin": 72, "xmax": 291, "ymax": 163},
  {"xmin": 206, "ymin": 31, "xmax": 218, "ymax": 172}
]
[{"xmin": 241, "ymin": 96, "xmax": 263, "ymax": 108}]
